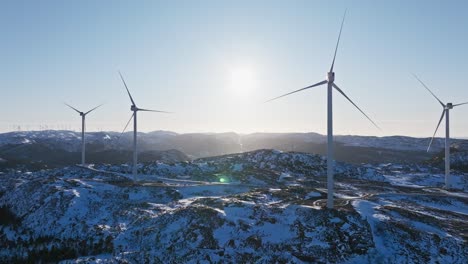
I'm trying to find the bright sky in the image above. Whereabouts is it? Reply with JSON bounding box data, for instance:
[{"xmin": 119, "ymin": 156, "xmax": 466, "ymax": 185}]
[{"xmin": 1, "ymin": 0, "xmax": 468, "ymax": 137}]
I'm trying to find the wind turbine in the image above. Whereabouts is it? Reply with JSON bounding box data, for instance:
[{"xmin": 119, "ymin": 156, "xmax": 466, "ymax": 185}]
[
  {"xmin": 413, "ymin": 74, "xmax": 468, "ymax": 189},
  {"xmin": 118, "ymin": 72, "xmax": 171, "ymax": 180},
  {"xmin": 65, "ymin": 103, "xmax": 103, "ymax": 165},
  {"xmin": 266, "ymin": 12, "xmax": 379, "ymax": 209}
]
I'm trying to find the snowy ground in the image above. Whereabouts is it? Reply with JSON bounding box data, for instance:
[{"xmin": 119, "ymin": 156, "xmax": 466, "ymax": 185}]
[{"xmin": 1, "ymin": 150, "xmax": 467, "ymax": 263}]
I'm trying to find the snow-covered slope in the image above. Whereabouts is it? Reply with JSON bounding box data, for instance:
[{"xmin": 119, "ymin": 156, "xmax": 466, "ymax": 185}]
[{"xmin": 0, "ymin": 150, "xmax": 467, "ymax": 263}]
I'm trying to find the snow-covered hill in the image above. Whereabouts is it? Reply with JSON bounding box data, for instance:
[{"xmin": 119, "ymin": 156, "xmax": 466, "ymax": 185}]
[
  {"xmin": 0, "ymin": 130, "xmax": 117, "ymax": 152},
  {"xmin": 1, "ymin": 150, "xmax": 467, "ymax": 263}
]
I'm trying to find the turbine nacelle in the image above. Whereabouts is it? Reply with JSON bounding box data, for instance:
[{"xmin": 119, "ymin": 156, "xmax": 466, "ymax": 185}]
[
  {"xmin": 446, "ymin": 103, "xmax": 453, "ymax": 110},
  {"xmin": 65, "ymin": 103, "xmax": 102, "ymax": 117},
  {"xmin": 327, "ymin": 72, "xmax": 335, "ymax": 83},
  {"xmin": 131, "ymin": 105, "xmax": 138, "ymax": 112}
]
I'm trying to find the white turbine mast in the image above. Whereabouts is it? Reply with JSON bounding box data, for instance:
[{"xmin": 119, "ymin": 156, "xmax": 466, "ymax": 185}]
[
  {"xmin": 266, "ymin": 11, "xmax": 380, "ymax": 209},
  {"xmin": 65, "ymin": 103, "xmax": 103, "ymax": 165},
  {"xmin": 413, "ymin": 74, "xmax": 468, "ymax": 189},
  {"xmin": 118, "ymin": 71, "xmax": 171, "ymax": 181}
]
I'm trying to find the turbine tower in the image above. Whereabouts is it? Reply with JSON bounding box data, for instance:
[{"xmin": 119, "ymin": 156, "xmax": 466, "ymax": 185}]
[
  {"xmin": 119, "ymin": 72, "xmax": 171, "ymax": 180},
  {"xmin": 413, "ymin": 75, "xmax": 468, "ymax": 189},
  {"xmin": 65, "ymin": 103, "xmax": 103, "ymax": 165},
  {"xmin": 266, "ymin": 12, "xmax": 379, "ymax": 209}
]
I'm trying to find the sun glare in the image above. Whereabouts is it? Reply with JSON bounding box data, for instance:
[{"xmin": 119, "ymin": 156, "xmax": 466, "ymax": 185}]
[{"xmin": 229, "ymin": 66, "xmax": 257, "ymax": 95}]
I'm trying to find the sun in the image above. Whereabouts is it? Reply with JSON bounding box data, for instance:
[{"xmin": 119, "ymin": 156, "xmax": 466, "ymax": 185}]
[{"xmin": 229, "ymin": 66, "xmax": 257, "ymax": 95}]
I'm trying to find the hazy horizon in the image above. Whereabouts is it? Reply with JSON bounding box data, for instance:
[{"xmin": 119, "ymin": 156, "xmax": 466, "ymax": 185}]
[{"xmin": 3, "ymin": 128, "xmax": 468, "ymax": 140}]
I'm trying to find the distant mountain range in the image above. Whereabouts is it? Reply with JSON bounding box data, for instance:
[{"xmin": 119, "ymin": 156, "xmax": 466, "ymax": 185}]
[{"xmin": 1, "ymin": 130, "xmax": 467, "ymax": 171}]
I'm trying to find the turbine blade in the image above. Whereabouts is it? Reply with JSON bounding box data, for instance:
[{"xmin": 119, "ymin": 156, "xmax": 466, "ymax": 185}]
[
  {"xmin": 84, "ymin": 104, "xmax": 103, "ymax": 115},
  {"xmin": 64, "ymin": 103, "xmax": 81, "ymax": 114},
  {"xmin": 119, "ymin": 71, "xmax": 136, "ymax": 106},
  {"xmin": 138, "ymin": 108, "xmax": 172, "ymax": 113},
  {"xmin": 427, "ymin": 110, "xmax": 445, "ymax": 152},
  {"xmin": 412, "ymin": 74, "xmax": 445, "ymax": 107},
  {"xmin": 330, "ymin": 10, "xmax": 347, "ymax": 72},
  {"xmin": 332, "ymin": 83, "xmax": 381, "ymax": 130},
  {"xmin": 265, "ymin": 80, "xmax": 327, "ymax": 103},
  {"xmin": 120, "ymin": 113, "xmax": 134, "ymax": 137},
  {"xmin": 453, "ymin": 101, "xmax": 468, "ymax": 107}
]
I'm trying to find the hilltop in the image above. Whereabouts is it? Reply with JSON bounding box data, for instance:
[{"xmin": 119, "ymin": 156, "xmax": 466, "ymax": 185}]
[{"xmin": 0, "ymin": 149, "xmax": 467, "ymax": 263}]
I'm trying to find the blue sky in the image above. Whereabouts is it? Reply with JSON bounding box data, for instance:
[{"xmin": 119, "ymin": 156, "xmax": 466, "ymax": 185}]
[{"xmin": 1, "ymin": 0, "xmax": 468, "ymax": 137}]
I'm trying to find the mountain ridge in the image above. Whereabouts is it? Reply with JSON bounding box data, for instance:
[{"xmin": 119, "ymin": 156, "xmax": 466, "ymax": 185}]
[{"xmin": 1, "ymin": 130, "xmax": 467, "ymax": 171}]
